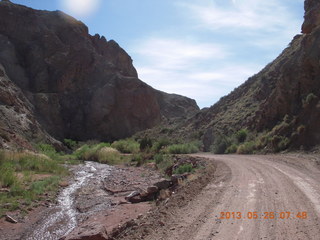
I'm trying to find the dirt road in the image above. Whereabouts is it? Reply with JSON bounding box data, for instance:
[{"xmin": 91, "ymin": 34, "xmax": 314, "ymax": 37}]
[{"xmin": 119, "ymin": 154, "xmax": 320, "ymax": 240}]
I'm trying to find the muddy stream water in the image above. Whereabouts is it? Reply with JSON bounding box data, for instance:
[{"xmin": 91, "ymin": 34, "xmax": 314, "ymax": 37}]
[{"xmin": 22, "ymin": 161, "xmax": 114, "ymax": 240}]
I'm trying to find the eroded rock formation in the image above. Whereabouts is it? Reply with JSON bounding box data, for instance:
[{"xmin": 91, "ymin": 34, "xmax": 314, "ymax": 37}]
[{"xmin": 0, "ymin": 1, "xmax": 199, "ymax": 148}]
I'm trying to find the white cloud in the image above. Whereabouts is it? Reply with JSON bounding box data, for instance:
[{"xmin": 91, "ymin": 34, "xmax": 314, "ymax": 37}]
[
  {"xmin": 137, "ymin": 64, "xmax": 261, "ymax": 108},
  {"xmin": 179, "ymin": 0, "xmax": 302, "ymax": 34},
  {"xmin": 131, "ymin": 37, "xmax": 261, "ymax": 108},
  {"xmin": 133, "ymin": 38, "xmax": 228, "ymax": 71},
  {"xmin": 129, "ymin": 0, "xmax": 304, "ymax": 108},
  {"xmin": 59, "ymin": 0, "xmax": 101, "ymax": 18}
]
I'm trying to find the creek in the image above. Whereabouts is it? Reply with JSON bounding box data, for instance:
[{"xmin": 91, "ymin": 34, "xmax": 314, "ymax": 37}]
[{"xmin": 23, "ymin": 161, "xmax": 114, "ymax": 240}]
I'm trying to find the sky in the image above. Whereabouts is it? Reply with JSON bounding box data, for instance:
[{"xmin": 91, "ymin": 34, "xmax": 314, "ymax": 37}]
[{"xmin": 12, "ymin": 0, "xmax": 304, "ymax": 108}]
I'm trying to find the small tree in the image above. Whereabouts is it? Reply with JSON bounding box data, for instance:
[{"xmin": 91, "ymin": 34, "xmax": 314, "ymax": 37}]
[{"xmin": 236, "ymin": 129, "xmax": 248, "ymax": 143}]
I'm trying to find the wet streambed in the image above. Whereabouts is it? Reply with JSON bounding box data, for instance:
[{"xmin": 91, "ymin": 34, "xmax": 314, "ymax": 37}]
[{"xmin": 23, "ymin": 161, "xmax": 114, "ymax": 240}]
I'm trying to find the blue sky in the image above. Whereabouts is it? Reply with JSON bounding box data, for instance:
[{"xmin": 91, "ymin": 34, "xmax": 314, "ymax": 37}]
[{"xmin": 12, "ymin": 0, "xmax": 304, "ymax": 108}]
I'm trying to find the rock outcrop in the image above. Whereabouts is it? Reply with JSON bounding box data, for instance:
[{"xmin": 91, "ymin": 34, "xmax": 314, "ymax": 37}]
[
  {"xmin": 0, "ymin": 1, "xmax": 199, "ymax": 148},
  {"xmin": 0, "ymin": 64, "xmax": 61, "ymax": 149},
  {"xmin": 302, "ymin": 0, "xmax": 320, "ymax": 34}
]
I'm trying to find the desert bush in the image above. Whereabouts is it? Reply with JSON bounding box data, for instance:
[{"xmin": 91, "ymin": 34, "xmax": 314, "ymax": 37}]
[
  {"xmin": 173, "ymin": 163, "xmax": 194, "ymax": 174},
  {"xmin": 152, "ymin": 138, "xmax": 171, "ymax": 153},
  {"xmin": 96, "ymin": 147, "xmax": 124, "ymax": 165},
  {"xmin": 139, "ymin": 137, "xmax": 153, "ymax": 151},
  {"xmin": 0, "ymin": 163, "xmax": 17, "ymax": 188},
  {"xmin": 236, "ymin": 129, "xmax": 248, "ymax": 143},
  {"xmin": 36, "ymin": 143, "xmax": 60, "ymax": 160},
  {"xmin": 225, "ymin": 144, "xmax": 238, "ymax": 154},
  {"xmin": 157, "ymin": 155, "xmax": 174, "ymax": 174},
  {"xmin": 64, "ymin": 139, "xmax": 78, "ymax": 149},
  {"xmin": 74, "ymin": 143, "xmax": 130, "ymax": 164},
  {"xmin": 212, "ymin": 137, "xmax": 229, "ymax": 154},
  {"xmin": 270, "ymin": 135, "xmax": 290, "ymax": 152},
  {"xmin": 131, "ymin": 152, "xmax": 154, "ymax": 166},
  {"xmin": 111, "ymin": 139, "xmax": 139, "ymax": 153},
  {"xmin": 237, "ymin": 141, "xmax": 256, "ymax": 154},
  {"xmin": 131, "ymin": 153, "xmax": 143, "ymax": 163},
  {"xmin": 154, "ymin": 153, "xmax": 164, "ymax": 164},
  {"xmin": 255, "ymin": 133, "xmax": 270, "ymax": 149},
  {"xmin": 271, "ymin": 121, "xmax": 290, "ymax": 136},
  {"xmin": 160, "ymin": 128, "xmax": 173, "ymax": 134},
  {"xmin": 73, "ymin": 144, "xmax": 90, "ymax": 159},
  {"xmin": 75, "ymin": 143, "xmax": 110, "ymax": 161}
]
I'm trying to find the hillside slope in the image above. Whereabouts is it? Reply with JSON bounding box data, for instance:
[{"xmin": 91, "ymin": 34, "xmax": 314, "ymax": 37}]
[
  {"xmin": 162, "ymin": 0, "xmax": 320, "ymax": 151},
  {"xmin": 0, "ymin": 1, "xmax": 199, "ymax": 149}
]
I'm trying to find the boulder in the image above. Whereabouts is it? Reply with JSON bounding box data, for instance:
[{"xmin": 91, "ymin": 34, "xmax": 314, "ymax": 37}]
[
  {"xmin": 146, "ymin": 186, "xmax": 159, "ymax": 194},
  {"xmin": 125, "ymin": 191, "xmax": 142, "ymax": 203},
  {"xmin": 154, "ymin": 179, "xmax": 172, "ymax": 190}
]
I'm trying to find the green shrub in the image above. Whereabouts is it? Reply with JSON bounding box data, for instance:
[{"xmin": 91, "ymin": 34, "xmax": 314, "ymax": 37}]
[
  {"xmin": 131, "ymin": 153, "xmax": 142, "ymax": 162},
  {"xmin": 271, "ymin": 121, "xmax": 290, "ymax": 136},
  {"xmin": 255, "ymin": 133, "xmax": 270, "ymax": 149},
  {"xmin": 91, "ymin": 142, "xmax": 111, "ymax": 151},
  {"xmin": 73, "ymin": 144, "xmax": 90, "ymax": 159},
  {"xmin": 96, "ymin": 147, "xmax": 124, "ymax": 164},
  {"xmin": 270, "ymin": 135, "xmax": 290, "ymax": 152},
  {"xmin": 131, "ymin": 153, "xmax": 144, "ymax": 166},
  {"xmin": 139, "ymin": 137, "xmax": 152, "ymax": 151},
  {"xmin": 154, "ymin": 153, "xmax": 164, "ymax": 164},
  {"xmin": 212, "ymin": 137, "xmax": 229, "ymax": 154},
  {"xmin": 225, "ymin": 144, "xmax": 238, "ymax": 154},
  {"xmin": 237, "ymin": 141, "xmax": 256, "ymax": 154},
  {"xmin": 74, "ymin": 143, "xmax": 110, "ymax": 161},
  {"xmin": 36, "ymin": 143, "xmax": 60, "ymax": 160},
  {"xmin": 111, "ymin": 139, "xmax": 139, "ymax": 153},
  {"xmin": 236, "ymin": 129, "xmax": 248, "ymax": 143},
  {"xmin": 0, "ymin": 164, "xmax": 17, "ymax": 188},
  {"xmin": 73, "ymin": 143, "xmax": 129, "ymax": 165},
  {"xmin": 29, "ymin": 176, "xmax": 60, "ymax": 196},
  {"xmin": 166, "ymin": 143, "xmax": 199, "ymax": 154},
  {"xmin": 160, "ymin": 128, "xmax": 173, "ymax": 134},
  {"xmin": 157, "ymin": 155, "xmax": 174, "ymax": 174},
  {"xmin": 277, "ymin": 137, "xmax": 290, "ymax": 152},
  {"xmin": 64, "ymin": 139, "xmax": 77, "ymax": 149},
  {"xmin": 173, "ymin": 163, "xmax": 194, "ymax": 174},
  {"xmin": 152, "ymin": 138, "xmax": 171, "ymax": 153}
]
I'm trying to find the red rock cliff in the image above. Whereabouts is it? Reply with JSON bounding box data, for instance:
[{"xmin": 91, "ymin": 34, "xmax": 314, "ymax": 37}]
[{"xmin": 0, "ymin": 1, "xmax": 199, "ymax": 148}]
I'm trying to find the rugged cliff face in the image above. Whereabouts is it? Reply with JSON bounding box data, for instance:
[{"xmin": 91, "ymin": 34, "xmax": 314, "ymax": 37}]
[
  {"xmin": 0, "ymin": 1, "xmax": 199, "ymax": 149},
  {"xmin": 179, "ymin": 0, "xmax": 320, "ymax": 150},
  {"xmin": 302, "ymin": 0, "xmax": 320, "ymax": 34},
  {"xmin": 0, "ymin": 64, "xmax": 62, "ymax": 149}
]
